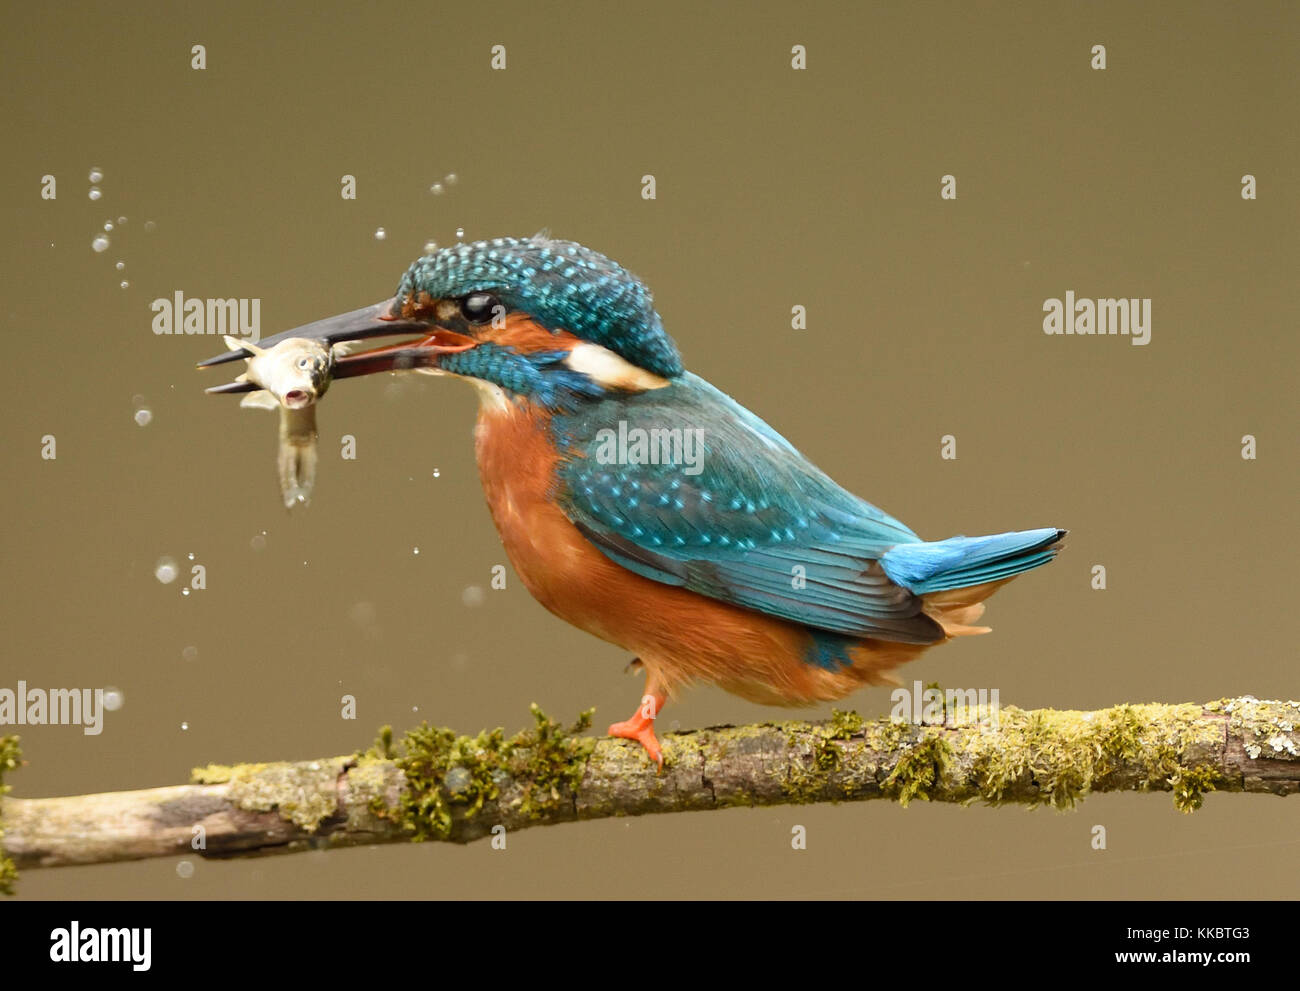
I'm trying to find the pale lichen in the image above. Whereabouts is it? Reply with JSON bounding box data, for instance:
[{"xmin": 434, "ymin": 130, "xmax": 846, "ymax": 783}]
[
  {"xmin": 1219, "ymin": 696, "xmax": 1300, "ymax": 761},
  {"xmin": 190, "ymin": 758, "xmax": 346, "ymax": 831}
]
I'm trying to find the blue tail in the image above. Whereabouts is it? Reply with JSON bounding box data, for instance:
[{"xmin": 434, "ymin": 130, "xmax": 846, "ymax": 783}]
[{"xmin": 880, "ymin": 527, "xmax": 1066, "ymax": 595}]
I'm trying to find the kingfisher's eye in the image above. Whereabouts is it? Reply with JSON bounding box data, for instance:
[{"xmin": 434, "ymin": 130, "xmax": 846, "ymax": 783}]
[{"xmin": 460, "ymin": 292, "xmax": 501, "ymax": 325}]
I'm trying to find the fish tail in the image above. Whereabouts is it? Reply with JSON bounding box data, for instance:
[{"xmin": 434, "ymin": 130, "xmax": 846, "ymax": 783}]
[{"xmin": 277, "ymin": 408, "xmax": 319, "ymax": 509}]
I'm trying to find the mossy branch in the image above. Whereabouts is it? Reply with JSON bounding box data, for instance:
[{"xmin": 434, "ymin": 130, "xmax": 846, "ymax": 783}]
[
  {"xmin": 2, "ymin": 698, "xmax": 1297, "ymax": 883},
  {"xmin": 0, "ymin": 735, "xmax": 21, "ymax": 894}
]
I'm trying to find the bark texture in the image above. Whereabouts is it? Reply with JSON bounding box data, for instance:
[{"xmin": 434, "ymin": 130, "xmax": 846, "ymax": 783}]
[{"xmin": 2, "ymin": 697, "xmax": 1296, "ymax": 877}]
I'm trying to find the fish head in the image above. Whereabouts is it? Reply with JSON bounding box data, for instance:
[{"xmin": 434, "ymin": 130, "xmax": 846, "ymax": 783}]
[{"xmin": 244, "ymin": 338, "xmax": 334, "ymax": 408}]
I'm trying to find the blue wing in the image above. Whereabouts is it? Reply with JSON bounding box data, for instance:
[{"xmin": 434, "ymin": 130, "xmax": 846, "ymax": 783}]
[{"xmin": 551, "ymin": 373, "xmax": 946, "ymax": 645}]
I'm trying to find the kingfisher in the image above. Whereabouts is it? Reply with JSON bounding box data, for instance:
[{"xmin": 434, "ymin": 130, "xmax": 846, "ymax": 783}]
[{"xmin": 201, "ymin": 235, "xmax": 1065, "ymax": 766}]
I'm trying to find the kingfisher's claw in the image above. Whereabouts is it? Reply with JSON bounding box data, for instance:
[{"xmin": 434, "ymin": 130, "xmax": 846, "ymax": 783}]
[{"xmin": 608, "ymin": 717, "xmax": 664, "ymax": 767}]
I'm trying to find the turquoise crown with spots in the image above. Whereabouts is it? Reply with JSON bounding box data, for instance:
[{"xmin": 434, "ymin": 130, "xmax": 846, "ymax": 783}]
[{"xmin": 395, "ymin": 235, "xmax": 684, "ymax": 379}]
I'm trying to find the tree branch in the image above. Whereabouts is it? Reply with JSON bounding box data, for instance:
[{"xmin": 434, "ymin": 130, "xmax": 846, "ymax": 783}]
[{"xmin": 2, "ymin": 697, "xmax": 1296, "ymax": 878}]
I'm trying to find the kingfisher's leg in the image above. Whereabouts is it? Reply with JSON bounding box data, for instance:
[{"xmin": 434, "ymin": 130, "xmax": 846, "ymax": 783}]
[{"xmin": 608, "ymin": 666, "xmax": 666, "ymax": 767}]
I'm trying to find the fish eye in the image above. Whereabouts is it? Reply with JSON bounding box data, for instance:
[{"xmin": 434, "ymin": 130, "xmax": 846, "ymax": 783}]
[
  {"xmin": 296, "ymin": 356, "xmax": 313, "ymax": 370},
  {"xmin": 460, "ymin": 292, "xmax": 500, "ymax": 325}
]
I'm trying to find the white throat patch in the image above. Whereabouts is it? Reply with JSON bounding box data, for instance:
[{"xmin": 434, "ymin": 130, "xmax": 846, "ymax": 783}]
[{"xmin": 564, "ymin": 342, "xmax": 671, "ymax": 392}]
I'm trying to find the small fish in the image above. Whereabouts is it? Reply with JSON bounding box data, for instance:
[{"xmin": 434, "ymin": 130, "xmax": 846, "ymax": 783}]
[{"xmin": 223, "ymin": 335, "xmax": 335, "ymax": 509}]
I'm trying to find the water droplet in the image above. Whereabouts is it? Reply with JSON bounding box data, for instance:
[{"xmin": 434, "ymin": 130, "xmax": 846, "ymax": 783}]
[
  {"xmin": 180, "ymin": 721, "xmax": 189, "ymax": 731},
  {"xmin": 154, "ymin": 557, "xmax": 177, "ymax": 583},
  {"xmin": 455, "ymin": 227, "xmax": 464, "ymax": 239},
  {"xmin": 444, "ymin": 173, "xmax": 458, "ymax": 185},
  {"xmin": 432, "ymin": 468, "xmax": 441, "ymax": 478},
  {"xmin": 88, "ymin": 186, "xmax": 102, "ymax": 201},
  {"xmin": 88, "ymin": 168, "xmax": 104, "ymax": 183},
  {"xmin": 176, "ymin": 860, "xmax": 194, "ymax": 879},
  {"xmin": 412, "ymin": 705, "xmax": 419, "ymax": 713},
  {"xmin": 250, "ymin": 533, "xmax": 266, "ymax": 551},
  {"xmin": 117, "ymin": 216, "xmax": 127, "ymax": 225},
  {"xmin": 103, "ymin": 221, "xmax": 114, "ymax": 232},
  {"xmin": 429, "ymin": 182, "xmax": 444, "ymax": 195},
  {"xmin": 134, "ymin": 408, "xmax": 152, "ymax": 426},
  {"xmin": 187, "ymin": 552, "xmax": 195, "ymax": 561},
  {"xmin": 102, "ymin": 687, "xmax": 124, "ymax": 711},
  {"xmin": 115, "ymin": 260, "xmax": 125, "ymax": 270},
  {"xmin": 120, "ymin": 280, "xmax": 130, "ymax": 290},
  {"xmin": 462, "ymin": 585, "xmax": 486, "ymax": 607},
  {"xmin": 182, "ymin": 646, "xmax": 198, "ymax": 662},
  {"xmin": 422, "ymin": 240, "xmax": 438, "ymax": 254},
  {"xmin": 143, "ymin": 220, "xmax": 156, "ymax": 232},
  {"xmin": 181, "ymin": 587, "xmax": 191, "ymax": 597},
  {"xmin": 373, "ymin": 227, "xmax": 387, "ymax": 240},
  {"xmin": 92, "ymin": 235, "xmax": 110, "ymax": 253},
  {"xmin": 413, "ymin": 546, "xmax": 420, "ymax": 555}
]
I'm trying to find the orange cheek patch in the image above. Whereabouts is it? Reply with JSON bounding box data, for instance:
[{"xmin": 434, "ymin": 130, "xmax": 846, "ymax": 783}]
[{"xmin": 487, "ymin": 314, "xmax": 583, "ymax": 354}]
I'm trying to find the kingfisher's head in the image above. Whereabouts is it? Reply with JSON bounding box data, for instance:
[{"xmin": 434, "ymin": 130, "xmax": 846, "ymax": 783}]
[{"xmin": 203, "ymin": 235, "xmax": 683, "ymax": 411}]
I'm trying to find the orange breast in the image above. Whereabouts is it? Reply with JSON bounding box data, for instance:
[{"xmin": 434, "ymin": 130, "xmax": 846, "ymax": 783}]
[{"xmin": 473, "ymin": 400, "xmax": 939, "ymax": 706}]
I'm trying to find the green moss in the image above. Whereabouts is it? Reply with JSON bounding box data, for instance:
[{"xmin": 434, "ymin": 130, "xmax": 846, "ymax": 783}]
[
  {"xmin": 827, "ymin": 709, "xmax": 865, "ymax": 740},
  {"xmin": 777, "ymin": 701, "xmax": 1229, "ymax": 812},
  {"xmin": 370, "ymin": 725, "xmax": 395, "ymax": 761},
  {"xmin": 0, "ymin": 735, "xmax": 22, "ymax": 895},
  {"xmin": 515, "ymin": 705, "xmax": 596, "ymax": 819},
  {"xmin": 1171, "ymin": 765, "xmax": 1218, "ymax": 813},
  {"xmin": 817, "ymin": 709, "xmax": 868, "ymax": 772},
  {"xmin": 190, "ymin": 762, "xmax": 264, "ymax": 785},
  {"xmin": 863, "ymin": 717, "xmax": 908, "ymax": 754},
  {"xmin": 963, "ymin": 702, "xmax": 1226, "ymax": 811},
  {"xmin": 377, "ymin": 705, "xmax": 596, "ymax": 840},
  {"xmin": 781, "ymin": 708, "xmax": 866, "ymax": 798},
  {"xmin": 883, "ymin": 730, "xmax": 951, "ymax": 807},
  {"xmin": 924, "ymin": 681, "xmax": 947, "ymax": 722}
]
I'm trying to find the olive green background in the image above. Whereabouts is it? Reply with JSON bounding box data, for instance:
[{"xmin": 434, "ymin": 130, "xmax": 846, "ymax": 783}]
[{"xmin": 1, "ymin": 0, "xmax": 1295, "ymax": 899}]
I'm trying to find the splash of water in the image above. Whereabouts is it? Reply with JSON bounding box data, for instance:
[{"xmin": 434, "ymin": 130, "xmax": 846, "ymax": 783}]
[{"xmin": 154, "ymin": 556, "xmax": 178, "ymax": 583}]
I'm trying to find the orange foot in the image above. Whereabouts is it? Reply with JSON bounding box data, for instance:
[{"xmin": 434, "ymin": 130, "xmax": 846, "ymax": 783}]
[{"xmin": 608, "ymin": 688, "xmax": 666, "ymax": 768}]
